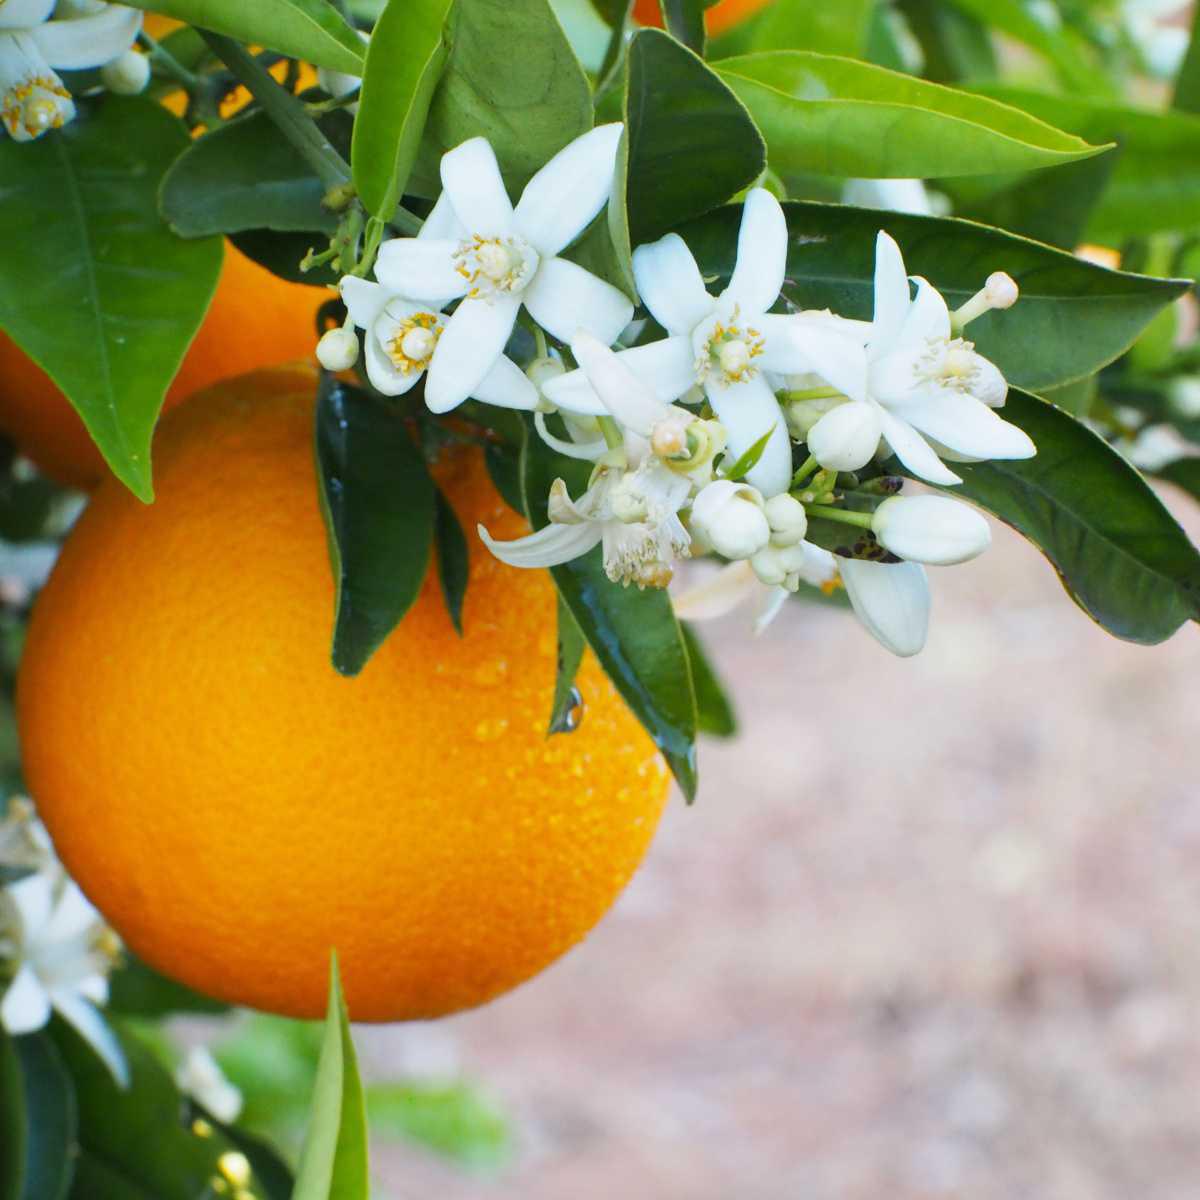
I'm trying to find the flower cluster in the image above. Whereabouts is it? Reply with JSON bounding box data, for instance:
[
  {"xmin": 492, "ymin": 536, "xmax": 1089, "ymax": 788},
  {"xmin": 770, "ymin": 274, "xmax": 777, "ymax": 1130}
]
[
  {"xmin": 331, "ymin": 126, "xmax": 1036, "ymax": 657},
  {"xmin": 0, "ymin": 0, "xmax": 144, "ymax": 142}
]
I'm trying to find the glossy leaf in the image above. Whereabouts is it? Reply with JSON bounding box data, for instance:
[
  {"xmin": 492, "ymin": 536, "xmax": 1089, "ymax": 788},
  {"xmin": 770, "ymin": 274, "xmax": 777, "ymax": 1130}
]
[
  {"xmin": 744, "ymin": 0, "xmax": 873, "ymax": 58},
  {"xmin": 680, "ymin": 200, "xmax": 1189, "ymax": 393},
  {"xmin": 1174, "ymin": 3, "xmax": 1200, "ymax": 114},
  {"xmin": 118, "ymin": 0, "xmax": 365, "ymax": 73},
  {"xmin": 892, "ymin": 0, "xmax": 997, "ymax": 84},
  {"xmin": 965, "ymin": 86, "xmax": 1200, "ymax": 239},
  {"xmin": 107, "ymin": 956, "xmax": 230, "ymax": 1018},
  {"xmin": 315, "ymin": 376, "xmax": 436, "ymax": 676},
  {"xmin": 896, "ymin": 392, "xmax": 1200, "ymax": 644},
  {"xmin": 230, "ymin": 229, "xmax": 338, "ymax": 286},
  {"xmin": 0, "ymin": 98, "xmax": 222, "ymax": 502},
  {"xmin": 292, "ymin": 958, "xmax": 370, "ymax": 1200},
  {"xmin": 681, "ymin": 624, "xmax": 736, "ymax": 738},
  {"xmin": 51, "ymin": 1019, "xmax": 274, "ymax": 1200},
  {"xmin": 723, "ymin": 424, "xmax": 775, "ymax": 481},
  {"xmin": 351, "ymin": 0, "xmax": 453, "ymax": 219},
  {"xmin": 433, "ymin": 487, "xmax": 469, "ymax": 635},
  {"xmin": 521, "ymin": 428, "xmax": 698, "ymax": 798},
  {"xmin": 625, "ymin": 29, "xmax": 765, "ymax": 245},
  {"xmin": 409, "ymin": 0, "xmax": 592, "ymax": 196},
  {"xmin": 655, "ymin": 0, "xmax": 716, "ymax": 54},
  {"xmin": 0, "ymin": 1032, "xmax": 76, "ymax": 1200},
  {"xmin": 1154, "ymin": 458, "xmax": 1200, "ymax": 503},
  {"xmin": 548, "ymin": 596, "xmax": 586, "ymax": 734},
  {"xmin": 711, "ymin": 52, "xmax": 1106, "ymax": 179},
  {"xmin": 160, "ymin": 110, "xmax": 339, "ymax": 238}
]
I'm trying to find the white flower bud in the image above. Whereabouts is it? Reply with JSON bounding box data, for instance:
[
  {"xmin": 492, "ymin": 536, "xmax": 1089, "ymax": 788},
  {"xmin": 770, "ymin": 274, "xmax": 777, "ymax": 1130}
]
[
  {"xmin": 785, "ymin": 396, "xmax": 842, "ymax": 438},
  {"xmin": 871, "ymin": 495, "xmax": 991, "ymax": 565},
  {"xmin": 806, "ymin": 400, "xmax": 882, "ymax": 472},
  {"xmin": 750, "ymin": 546, "xmax": 789, "ymax": 586},
  {"xmin": 690, "ymin": 480, "xmax": 771, "ymax": 561},
  {"xmin": 526, "ymin": 355, "xmax": 565, "ymax": 392},
  {"xmin": 763, "ymin": 493, "xmax": 808, "ymax": 547},
  {"xmin": 100, "ymin": 51, "xmax": 151, "ymax": 96},
  {"xmin": 316, "ymin": 327, "xmax": 359, "ymax": 372}
]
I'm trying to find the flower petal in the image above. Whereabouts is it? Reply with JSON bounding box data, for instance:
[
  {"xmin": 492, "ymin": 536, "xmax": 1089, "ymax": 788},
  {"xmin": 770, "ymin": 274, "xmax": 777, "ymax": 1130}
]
[
  {"xmin": 473, "ymin": 354, "xmax": 539, "ymax": 410},
  {"xmin": 51, "ymin": 991, "xmax": 130, "ymax": 1088},
  {"xmin": 758, "ymin": 314, "xmax": 869, "ymax": 403},
  {"xmin": 534, "ymin": 410, "xmax": 607, "ymax": 460},
  {"xmin": 32, "ymin": 4, "xmax": 141, "ymax": 69},
  {"xmin": 42, "ymin": 879, "xmax": 101, "ymax": 944},
  {"xmin": 9, "ymin": 873, "xmax": 54, "ymax": 938},
  {"xmin": 631, "ymin": 233, "xmax": 714, "ymax": 335},
  {"xmin": 375, "ymin": 238, "xmax": 468, "ymax": 304},
  {"xmin": 544, "ymin": 336, "xmax": 695, "ymax": 416},
  {"xmin": 364, "ymin": 325, "xmax": 422, "ymax": 396},
  {"xmin": 807, "ymin": 400, "xmax": 882, "ymax": 472},
  {"xmin": 671, "ymin": 560, "xmax": 757, "ymax": 621},
  {"xmin": 1, "ymin": 964, "xmax": 50, "ymax": 1034},
  {"xmin": 704, "ymin": 373, "xmax": 793, "ymax": 497},
  {"xmin": 896, "ymin": 388, "xmax": 1036, "ymax": 461},
  {"xmin": 722, "ymin": 187, "xmax": 787, "ymax": 316},
  {"xmin": 523, "ymin": 255, "xmax": 633, "ymax": 344},
  {"xmin": 417, "ymin": 189, "xmax": 464, "ymax": 241},
  {"xmin": 842, "ymin": 178, "xmax": 933, "ymax": 216},
  {"xmin": 871, "ymin": 231, "xmax": 911, "ymax": 351},
  {"xmin": 897, "ymin": 276, "xmax": 951, "ymax": 346},
  {"xmin": 0, "ymin": 0, "xmax": 55, "ymax": 30},
  {"xmin": 340, "ymin": 276, "xmax": 391, "ymax": 330},
  {"xmin": 838, "ymin": 558, "xmax": 930, "ymax": 657},
  {"xmin": 423, "ymin": 295, "xmax": 521, "ymax": 413},
  {"xmin": 514, "ymin": 122, "xmax": 623, "ymax": 257},
  {"xmin": 570, "ymin": 330, "xmax": 672, "ymax": 435},
  {"xmin": 477, "ymin": 519, "xmax": 603, "ymax": 568},
  {"xmin": 439, "ymin": 137, "xmax": 514, "ymax": 237},
  {"xmin": 879, "ymin": 410, "xmax": 962, "ymax": 486}
]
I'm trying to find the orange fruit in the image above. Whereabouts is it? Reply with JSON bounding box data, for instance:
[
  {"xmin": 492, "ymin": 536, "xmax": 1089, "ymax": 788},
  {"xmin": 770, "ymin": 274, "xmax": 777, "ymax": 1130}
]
[
  {"xmin": 0, "ymin": 244, "xmax": 325, "ymax": 491},
  {"xmin": 17, "ymin": 368, "xmax": 670, "ymax": 1021},
  {"xmin": 633, "ymin": 0, "xmax": 774, "ymax": 36}
]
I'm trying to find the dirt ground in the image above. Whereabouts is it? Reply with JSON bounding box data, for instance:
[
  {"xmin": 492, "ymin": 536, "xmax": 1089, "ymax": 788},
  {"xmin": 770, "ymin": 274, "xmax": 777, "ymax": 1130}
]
[{"xmin": 362, "ymin": 496, "xmax": 1200, "ymax": 1200}]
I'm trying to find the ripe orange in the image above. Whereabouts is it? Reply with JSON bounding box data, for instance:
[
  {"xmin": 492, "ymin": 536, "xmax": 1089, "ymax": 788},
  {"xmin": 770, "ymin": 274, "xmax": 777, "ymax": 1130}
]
[
  {"xmin": 633, "ymin": 0, "xmax": 774, "ymax": 36},
  {"xmin": 17, "ymin": 368, "xmax": 670, "ymax": 1021},
  {"xmin": 0, "ymin": 244, "xmax": 325, "ymax": 490}
]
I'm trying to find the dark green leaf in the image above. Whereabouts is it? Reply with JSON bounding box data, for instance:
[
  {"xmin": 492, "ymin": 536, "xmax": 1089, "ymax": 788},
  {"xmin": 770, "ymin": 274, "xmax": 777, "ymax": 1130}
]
[
  {"xmin": 292, "ymin": 957, "xmax": 369, "ymax": 1200},
  {"xmin": 893, "ymin": 0, "xmax": 997, "ymax": 83},
  {"xmin": 433, "ymin": 487, "xmax": 469, "ymax": 635},
  {"xmin": 0, "ymin": 98, "xmax": 222, "ymax": 501},
  {"xmin": 229, "ymin": 229, "xmax": 339, "ymax": 287},
  {"xmin": 365, "ymin": 1081, "xmax": 511, "ymax": 1168},
  {"xmin": 711, "ymin": 52, "xmax": 1107, "ymax": 179},
  {"xmin": 409, "ymin": 0, "xmax": 592, "ymax": 197},
  {"xmin": 194, "ymin": 1116, "xmax": 294, "ymax": 1200},
  {"xmin": 624, "ymin": 29, "xmax": 765, "ymax": 246},
  {"xmin": 520, "ymin": 427, "xmax": 698, "ymax": 799},
  {"xmin": 656, "ymin": 0, "xmax": 716, "ymax": 55},
  {"xmin": 315, "ymin": 375, "xmax": 436, "ymax": 676},
  {"xmin": 0, "ymin": 1032, "xmax": 77, "ymax": 1200},
  {"xmin": 1154, "ymin": 457, "xmax": 1200, "ymax": 502},
  {"xmin": 548, "ymin": 596, "xmax": 586, "ymax": 734},
  {"xmin": 160, "ymin": 110, "xmax": 340, "ymax": 238},
  {"xmin": 722, "ymin": 424, "xmax": 775, "ymax": 481},
  {"xmin": 351, "ymin": 0, "xmax": 453, "ymax": 219},
  {"xmin": 896, "ymin": 391, "xmax": 1200, "ymax": 643},
  {"xmin": 52, "ymin": 1020, "xmax": 275, "ymax": 1200},
  {"xmin": 1174, "ymin": 3, "xmax": 1200, "ymax": 114},
  {"xmin": 681, "ymin": 624, "xmax": 736, "ymax": 738},
  {"xmin": 107, "ymin": 956, "xmax": 230, "ymax": 1018},
  {"xmin": 680, "ymin": 200, "xmax": 1189, "ymax": 393},
  {"xmin": 119, "ymin": 0, "xmax": 366, "ymax": 73}
]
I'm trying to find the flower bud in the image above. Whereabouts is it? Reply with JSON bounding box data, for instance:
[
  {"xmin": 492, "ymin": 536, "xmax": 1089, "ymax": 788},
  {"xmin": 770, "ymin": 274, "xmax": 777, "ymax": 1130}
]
[
  {"xmin": 100, "ymin": 51, "xmax": 151, "ymax": 96},
  {"xmin": 316, "ymin": 327, "xmax": 359, "ymax": 372},
  {"xmin": 750, "ymin": 546, "xmax": 788, "ymax": 586},
  {"xmin": 526, "ymin": 355, "xmax": 565, "ymax": 394},
  {"xmin": 690, "ymin": 480, "xmax": 771, "ymax": 561},
  {"xmin": 871, "ymin": 495, "xmax": 991, "ymax": 565},
  {"xmin": 806, "ymin": 400, "xmax": 882, "ymax": 472},
  {"xmin": 763, "ymin": 493, "xmax": 808, "ymax": 547}
]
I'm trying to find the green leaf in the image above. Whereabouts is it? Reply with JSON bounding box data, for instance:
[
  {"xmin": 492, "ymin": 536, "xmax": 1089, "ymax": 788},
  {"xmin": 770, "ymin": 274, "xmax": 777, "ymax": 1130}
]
[
  {"xmin": 0, "ymin": 1032, "xmax": 77, "ymax": 1200},
  {"xmin": 1174, "ymin": 3, "xmax": 1200, "ymax": 114},
  {"xmin": 366, "ymin": 1080, "xmax": 511, "ymax": 1167},
  {"xmin": 160, "ymin": 110, "xmax": 341, "ymax": 238},
  {"xmin": 230, "ymin": 229, "xmax": 338, "ymax": 286},
  {"xmin": 743, "ymin": 0, "xmax": 873, "ymax": 58},
  {"xmin": 548, "ymin": 596, "xmax": 586, "ymax": 734},
  {"xmin": 521, "ymin": 427, "xmax": 698, "ymax": 798},
  {"xmin": 1154, "ymin": 457, "xmax": 1200, "ymax": 503},
  {"xmin": 351, "ymin": 0, "xmax": 453, "ymax": 219},
  {"xmin": 624, "ymin": 29, "xmax": 765, "ymax": 246},
  {"xmin": 409, "ymin": 0, "xmax": 592, "ymax": 197},
  {"xmin": 892, "ymin": 0, "xmax": 997, "ymax": 84},
  {"xmin": 107, "ymin": 956, "xmax": 231, "ymax": 1018},
  {"xmin": 433, "ymin": 487, "xmax": 469, "ymax": 635},
  {"xmin": 655, "ymin": 0, "xmax": 717, "ymax": 55},
  {"xmin": 680, "ymin": 624, "xmax": 736, "ymax": 738},
  {"xmin": 963, "ymin": 86, "xmax": 1200, "ymax": 239},
  {"xmin": 51, "ymin": 1020, "xmax": 274, "ymax": 1200},
  {"xmin": 119, "ymin": 0, "xmax": 366, "ymax": 73},
  {"xmin": 722, "ymin": 424, "xmax": 775, "ymax": 481},
  {"xmin": 292, "ymin": 957, "xmax": 369, "ymax": 1200},
  {"xmin": 315, "ymin": 375, "xmax": 436, "ymax": 676},
  {"xmin": 680, "ymin": 200, "xmax": 1189, "ymax": 394},
  {"xmin": 0, "ymin": 98, "xmax": 222, "ymax": 502},
  {"xmin": 710, "ymin": 51, "xmax": 1107, "ymax": 180},
  {"xmin": 896, "ymin": 392, "xmax": 1200, "ymax": 643}
]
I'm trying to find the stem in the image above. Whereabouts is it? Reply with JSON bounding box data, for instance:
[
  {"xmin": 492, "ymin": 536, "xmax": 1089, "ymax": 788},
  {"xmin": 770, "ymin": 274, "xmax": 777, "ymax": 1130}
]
[
  {"xmin": 598, "ymin": 416, "xmax": 624, "ymax": 451},
  {"xmin": 791, "ymin": 454, "xmax": 818, "ymax": 487},
  {"xmin": 139, "ymin": 31, "xmax": 201, "ymax": 89},
  {"xmin": 199, "ymin": 32, "xmax": 351, "ymax": 190},
  {"xmin": 534, "ymin": 327, "xmax": 548, "ymax": 360},
  {"xmin": 782, "ymin": 386, "xmax": 844, "ymax": 402},
  {"xmin": 390, "ymin": 206, "xmax": 423, "ymax": 236},
  {"xmin": 593, "ymin": 1, "xmax": 632, "ymax": 105},
  {"xmin": 805, "ymin": 504, "xmax": 875, "ymax": 530}
]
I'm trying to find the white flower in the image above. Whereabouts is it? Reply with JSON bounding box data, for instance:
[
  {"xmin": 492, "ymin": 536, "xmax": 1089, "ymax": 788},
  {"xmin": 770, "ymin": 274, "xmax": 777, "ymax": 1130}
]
[
  {"xmin": 177, "ymin": 1046, "xmax": 243, "ymax": 1123},
  {"xmin": 545, "ymin": 188, "xmax": 867, "ymax": 498},
  {"xmin": 871, "ymin": 494, "xmax": 991, "ymax": 565},
  {"xmin": 1, "ymin": 864, "xmax": 127, "ymax": 1085},
  {"xmin": 805, "ymin": 231, "xmax": 1035, "ymax": 486},
  {"xmin": 838, "ymin": 557, "xmax": 930, "ymax": 657},
  {"xmin": 842, "ymin": 178, "xmax": 934, "ymax": 216},
  {"xmin": 374, "ymin": 125, "xmax": 632, "ymax": 413},
  {"xmin": 0, "ymin": 0, "xmax": 141, "ymax": 141},
  {"xmin": 690, "ymin": 480, "xmax": 771, "ymax": 561}
]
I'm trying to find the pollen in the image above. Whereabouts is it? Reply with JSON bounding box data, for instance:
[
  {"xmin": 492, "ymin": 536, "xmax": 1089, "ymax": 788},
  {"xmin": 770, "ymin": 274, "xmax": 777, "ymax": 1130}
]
[{"xmin": 452, "ymin": 234, "xmax": 536, "ymax": 299}]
